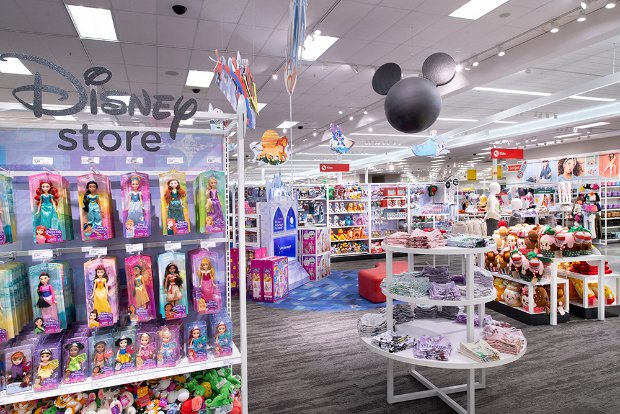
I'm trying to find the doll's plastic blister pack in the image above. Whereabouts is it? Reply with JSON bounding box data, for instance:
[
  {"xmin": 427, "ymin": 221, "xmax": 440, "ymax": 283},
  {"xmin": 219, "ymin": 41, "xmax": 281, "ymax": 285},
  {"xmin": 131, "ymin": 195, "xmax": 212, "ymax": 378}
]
[
  {"xmin": 188, "ymin": 246, "xmax": 225, "ymax": 315},
  {"xmin": 158, "ymin": 251, "xmax": 188, "ymax": 320},
  {"xmin": 0, "ymin": 174, "xmax": 17, "ymax": 245},
  {"xmin": 125, "ymin": 254, "xmax": 157, "ymax": 323},
  {"xmin": 28, "ymin": 172, "xmax": 74, "ymax": 244},
  {"xmin": 120, "ymin": 172, "xmax": 152, "ymax": 239},
  {"xmin": 78, "ymin": 173, "xmax": 115, "ymax": 241},
  {"xmin": 159, "ymin": 171, "xmax": 190, "ymax": 236},
  {"xmin": 195, "ymin": 170, "xmax": 226, "ymax": 235},
  {"xmin": 84, "ymin": 257, "xmax": 119, "ymax": 328}
]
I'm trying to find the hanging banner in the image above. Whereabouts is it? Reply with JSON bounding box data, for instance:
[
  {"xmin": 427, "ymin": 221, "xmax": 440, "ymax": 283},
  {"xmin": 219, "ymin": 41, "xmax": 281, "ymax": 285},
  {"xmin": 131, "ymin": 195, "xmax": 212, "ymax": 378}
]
[
  {"xmin": 320, "ymin": 163, "xmax": 349, "ymax": 172},
  {"xmin": 491, "ymin": 148, "xmax": 524, "ymax": 159},
  {"xmin": 507, "ymin": 164, "xmax": 522, "ymax": 172}
]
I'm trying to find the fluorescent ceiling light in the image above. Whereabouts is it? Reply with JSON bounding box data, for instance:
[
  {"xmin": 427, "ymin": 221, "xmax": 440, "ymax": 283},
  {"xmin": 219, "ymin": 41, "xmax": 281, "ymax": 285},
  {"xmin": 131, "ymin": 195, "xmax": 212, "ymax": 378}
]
[
  {"xmin": 569, "ymin": 95, "xmax": 616, "ymax": 102},
  {"xmin": 257, "ymin": 103, "xmax": 267, "ymax": 111},
  {"xmin": 574, "ymin": 121, "xmax": 610, "ymax": 129},
  {"xmin": 350, "ymin": 133, "xmax": 428, "ymax": 137},
  {"xmin": 318, "ymin": 145, "xmax": 408, "ymax": 149},
  {"xmin": 53, "ymin": 115, "xmax": 76, "ymax": 121},
  {"xmin": 66, "ymin": 5, "xmax": 118, "ymax": 42},
  {"xmin": 449, "ymin": 0, "xmax": 509, "ymax": 20},
  {"xmin": 0, "ymin": 57, "xmax": 32, "ymax": 75},
  {"xmin": 474, "ymin": 87, "xmax": 550, "ymax": 96},
  {"xmin": 492, "ymin": 120, "xmax": 518, "ymax": 124},
  {"xmin": 437, "ymin": 117, "xmax": 478, "ymax": 122},
  {"xmin": 553, "ymin": 132, "xmax": 580, "ymax": 138},
  {"xmin": 186, "ymin": 70, "xmax": 215, "ymax": 88},
  {"xmin": 301, "ymin": 35, "xmax": 339, "ymax": 61},
  {"xmin": 276, "ymin": 121, "xmax": 299, "ymax": 128}
]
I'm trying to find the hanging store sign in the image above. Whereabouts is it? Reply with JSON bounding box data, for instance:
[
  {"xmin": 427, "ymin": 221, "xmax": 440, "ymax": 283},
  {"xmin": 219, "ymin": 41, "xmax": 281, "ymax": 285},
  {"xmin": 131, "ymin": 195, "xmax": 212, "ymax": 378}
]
[
  {"xmin": 320, "ymin": 163, "xmax": 349, "ymax": 172},
  {"xmin": 491, "ymin": 148, "xmax": 524, "ymax": 159},
  {"xmin": 507, "ymin": 164, "xmax": 522, "ymax": 172}
]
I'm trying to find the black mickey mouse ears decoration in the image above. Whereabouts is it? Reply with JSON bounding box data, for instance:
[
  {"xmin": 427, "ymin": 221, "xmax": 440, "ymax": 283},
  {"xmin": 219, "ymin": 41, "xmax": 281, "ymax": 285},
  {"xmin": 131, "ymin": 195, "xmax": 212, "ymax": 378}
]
[
  {"xmin": 373, "ymin": 52, "xmax": 458, "ymax": 133},
  {"xmin": 372, "ymin": 63, "xmax": 402, "ymax": 95}
]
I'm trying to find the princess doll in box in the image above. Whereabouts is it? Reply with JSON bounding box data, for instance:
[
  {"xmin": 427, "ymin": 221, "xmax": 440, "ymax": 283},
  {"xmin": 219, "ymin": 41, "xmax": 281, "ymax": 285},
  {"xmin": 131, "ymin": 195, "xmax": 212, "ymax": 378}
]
[
  {"xmin": 199, "ymin": 257, "xmax": 221, "ymax": 313},
  {"xmin": 83, "ymin": 181, "xmax": 103, "ymax": 228},
  {"xmin": 205, "ymin": 175, "xmax": 225, "ymax": 233},
  {"xmin": 136, "ymin": 332, "xmax": 156, "ymax": 369},
  {"xmin": 63, "ymin": 342, "xmax": 86, "ymax": 382},
  {"xmin": 127, "ymin": 176, "xmax": 145, "ymax": 225},
  {"xmin": 34, "ymin": 349, "xmax": 59, "ymax": 390},
  {"xmin": 93, "ymin": 266, "xmax": 112, "ymax": 314},
  {"xmin": 36, "ymin": 272, "xmax": 58, "ymax": 326},
  {"xmin": 164, "ymin": 263, "xmax": 184, "ymax": 307},
  {"xmin": 126, "ymin": 255, "xmax": 155, "ymax": 322},
  {"xmin": 34, "ymin": 180, "xmax": 59, "ymax": 242},
  {"xmin": 187, "ymin": 325, "xmax": 207, "ymax": 362},
  {"xmin": 214, "ymin": 322, "xmax": 232, "ymax": 357}
]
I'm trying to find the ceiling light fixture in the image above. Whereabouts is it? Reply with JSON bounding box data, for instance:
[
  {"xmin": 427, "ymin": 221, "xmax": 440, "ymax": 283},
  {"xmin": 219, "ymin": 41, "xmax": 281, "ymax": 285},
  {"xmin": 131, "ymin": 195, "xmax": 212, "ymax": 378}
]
[
  {"xmin": 53, "ymin": 115, "xmax": 76, "ymax": 121},
  {"xmin": 338, "ymin": 110, "xmax": 343, "ymax": 115},
  {"xmin": 455, "ymin": 64, "xmax": 463, "ymax": 72},
  {"xmin": 368, "ymin": 127, "xmax": 373, "ymax": 132},
  {"xmin": 449, "ymin": 0, "xmax": 510, "ymax": 20},
  {"xmin": 473, "ymin": 87, "xmax": 550, "ymax": 96},
  {"xmin": 257, "ymin": 103, "xmax": 267, "ymax": 111},
  {"xmin": 276, "ymin": 121, "xmax": 299, "ymax": 128},
  {"xmin": 282, "ymin": 128, "xmax": 287, "ymax": 133},
  {"xmin": 313, "ymin": 28, "xmax": 322, "ymax": 35},
  {"xmin": 437, "ymin": 117, "xmax": 479, "ymax": 122},
  {"xmin": 66, "ymin": 5, "xmax": 118, "ymax": 41},
  {"xmin": 272, "ymin": 73, "xmax": 278, "ymax": 80},
  {"xmin": 574, "ymin": 121, "xmax": 610, "ymax": 129},
  {"xmin": 492, "ymin": 120, "xmax": 518, "ymax": 124},
  {"xmin": 497, "ymin": 47, "xmax": 505, "ymax": 57},
  {"xmin": 349, "ymin": 116, "xmax": 354, "ymax": 121},
  {"xmin": 301, "ymin": 34, "xmax": 339, "ymax": 61},
  {"xmin": 605, "ymin": 0, "xmax": 616, "ymax": 9},
  {"xmin": 0, "ymin": 57, "xmax": 32, "ymax": 75},
  {"xmin": 554, "ymin": 132, "xmax": 580, "ymax": 138},
  {"xmin": 581, "ymin": 1, "xmax": 588, "ymax": 9},
  {"xmin": 363, "ymin": 110, "xmax": 368, "ymax": 115},
  {"xmin": 569, "ymin": 95, "xmax": 616, "ymax": 102},
  {"xmin": 185, "ymin": 70, "xmax": 215, "ymax": 88},
  {"xmin": 312, "ymin": 131, "xmax": 317, "ymax": 136},
  {"xmin": 550, "ymin": 22, "xmax": 559, "ymax": 33},
  {"xmin": 577, "ymin": 10, "xmax": 587, "ymax": 21},
  {"xmin": 472, "ymin": 58, "xmax": 480, "ymax": 67}
]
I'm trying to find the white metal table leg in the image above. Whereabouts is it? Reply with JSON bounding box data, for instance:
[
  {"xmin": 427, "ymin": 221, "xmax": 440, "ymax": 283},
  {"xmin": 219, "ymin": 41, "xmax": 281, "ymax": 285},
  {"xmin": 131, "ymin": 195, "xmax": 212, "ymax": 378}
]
[
  {"xmin": 466, "ymin": 369, "xmax": 476, "ymax": 414},
  {"xmin": 550, "ymin": 264, "xmax": 558, "ymax": 325},
  {"xmin": 598, "ymin": 258, "xmax": 605, "ymax": 321},
  {"xmin": 387, "ymin": 359, "xmax": 395, "ymax": 403},
  {"xmin": 528, "ymin": 285, "xmax": 534, "ymax": 314},
  {"xmin": 479, "ymin": 369, "xmax": 487, "ymax": 388}
]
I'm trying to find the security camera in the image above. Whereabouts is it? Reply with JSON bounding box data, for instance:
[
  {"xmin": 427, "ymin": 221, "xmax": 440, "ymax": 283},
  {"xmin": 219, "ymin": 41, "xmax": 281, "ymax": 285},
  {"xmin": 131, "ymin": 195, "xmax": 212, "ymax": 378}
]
[
  {"xmin": 172, "ymin": 5, "xmax": 187, "ymax": 15},
  {"xmin": 297, "ymin": 125, "xmax": 303, "ymax": 129},
  {"xmin": 192, "ymin": 88, "xmax": 200, "ymax": 94}
]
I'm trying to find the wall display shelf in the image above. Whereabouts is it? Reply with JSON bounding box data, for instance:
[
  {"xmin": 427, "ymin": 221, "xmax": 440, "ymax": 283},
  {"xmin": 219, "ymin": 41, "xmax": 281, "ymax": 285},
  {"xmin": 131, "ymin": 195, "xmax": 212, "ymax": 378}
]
[
  {"xmin": 0, "ymin": 105, "xmax": 249, "ymax": 411},
  {"xmin": 558, "ymin": 269, "xmax": 620, "ymax": 319},
  {"xmin": 603, "ymin": 180, "xmax": 620, "ymax": 244},
  {"xmin": 295, "ymin": 184, "xmax": 327, "ymax": 227},
  {"xmin": 361, "ymin": 243, "xmax": 525, "ymax": 414},
  {"xmin": 327, "ymin": 183, "xmax": 371, "ymax": 257},
  {"xmin": 369, "ymin": 184, "xmax": 408, "ymax": 254}
]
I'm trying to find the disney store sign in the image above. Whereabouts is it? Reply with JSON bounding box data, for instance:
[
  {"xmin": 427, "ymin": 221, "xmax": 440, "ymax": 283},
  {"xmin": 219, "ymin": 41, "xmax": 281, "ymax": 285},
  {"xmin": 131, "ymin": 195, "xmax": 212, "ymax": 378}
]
[{"xmin": 0, "ymin": 53, "xmax": 198, "ymax": 152}]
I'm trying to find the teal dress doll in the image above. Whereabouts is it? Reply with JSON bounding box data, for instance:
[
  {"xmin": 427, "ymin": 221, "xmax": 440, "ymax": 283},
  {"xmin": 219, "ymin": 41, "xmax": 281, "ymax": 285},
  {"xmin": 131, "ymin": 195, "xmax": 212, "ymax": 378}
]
[
  {"xmin": 165, "ymin": 179, "xmax": 186, "ymax": 223},
  {"xmin": 34, "ymin": 181, "xmax": 60, "ymax": 234},
  {"xmin": 83, "ymin": 181, "xmax": 103, "ymax": 227}
]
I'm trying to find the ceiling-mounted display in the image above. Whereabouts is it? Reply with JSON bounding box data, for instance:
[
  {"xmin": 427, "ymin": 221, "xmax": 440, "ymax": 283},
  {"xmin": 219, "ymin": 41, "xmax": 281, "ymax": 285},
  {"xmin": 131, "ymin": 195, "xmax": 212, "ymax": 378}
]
[
  {"xmin": 371, "ymin": 63, "xmax": 401, "ymax": 95},
  {"xmin": 284, "ymin": 0, "xmax": 307, "ymax": 96},
  {"xmin": 213, "ymin": 51, "xmax": 258, "ymax": 129},
  {"xmin": 250, "ymin": 130, "xmax": 289, "ymax": 166},
  {"xmin": 374, "ymin": 53, "xmax": 457, "ymax": 133},
  {"xmin": 411, "ymin": 130, "xmax": 450, "ymax": 157},
  {"xmin": 328, "ymin": 123, "xmax": 354, "ymax": 154}
]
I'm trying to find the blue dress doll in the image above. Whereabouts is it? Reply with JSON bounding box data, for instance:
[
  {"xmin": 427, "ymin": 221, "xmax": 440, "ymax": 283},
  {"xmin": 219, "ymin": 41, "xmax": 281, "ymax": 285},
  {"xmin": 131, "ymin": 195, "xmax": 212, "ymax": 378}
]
[
  {"xmin": 83, "ymin": 181, "xmax": 102, "ymax": 227},
  {"xmin": 127, "ymin": 176, "xmax": 145, "ymax": 224}
]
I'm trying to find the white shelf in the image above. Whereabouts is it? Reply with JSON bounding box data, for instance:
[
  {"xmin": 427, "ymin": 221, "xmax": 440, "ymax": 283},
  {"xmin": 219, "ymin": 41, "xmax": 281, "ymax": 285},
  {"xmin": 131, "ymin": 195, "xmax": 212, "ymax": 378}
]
[
  {"xmin": 412, "ymin": 213, "xmax": 450, "ymax": 216},
  {"xmin": 558, "ymin": 270, "xmax": 620, "ymax": 282},
  {"xmin": 606, "ymin": 225, "xmax": 620, "ymax": 229},
  {"xmin": 492, "ymin": 272, "xmax": 551, "ymax": 287},
  {"xmin": 331, "ymin": 238, "xmax": 368, "ymax": 242},
  {"xmin": 545, "ymin": 252, "xmax": 605, "ymax": 264},
  {"xmin": 0, "ymin": 344, "xmax": 241, "ymax": 405},
  {"xmin": 603, "ymin": 209, "xmax": 620, "ymax": 212},
  {"xmin": 298, "ymin": 198, "xmax": 326, "ymax": 201},
  {"xmin": 330, "ymin": 224, "xmax": 368, "ymax": 228},
  {"xmin": 329, "ymin": 198, "xmax": 366, "ymax": 202},
  {"xmin": 381, "ymin": 287, "xmax": 495, "ymax": 306},
  {"xmin": 360, "ymin": 319, "xmax": 526, "ymax": 370},
  {"xmin": 332, "ymin": 251, "xmax": 369, "ymax": 257},
  {"xmin": 382, "ymin": 243, "xmax": 496, "ymax": 256},
  {"xmin": 493, "ymin": 300, "xmax": 546, "ymax": 314}
]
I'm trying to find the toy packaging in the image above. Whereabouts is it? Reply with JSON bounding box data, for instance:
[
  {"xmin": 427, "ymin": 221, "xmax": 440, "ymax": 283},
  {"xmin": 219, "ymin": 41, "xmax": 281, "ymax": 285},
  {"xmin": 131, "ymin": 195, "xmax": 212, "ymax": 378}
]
[
  {"xmin": 300, "ymin": 228, "xmax": 330, "ymax": 255},
  {"xmin": 158, "ymin": 252, "xmax": 188, "ymax": 320},
  {"xmin": 230, "ymin": 247, "xmax": 267, "ymax": 296},
  {"xmin": 210, "ymin": 313, "xmax": 233, "ymax": 358},
  {"xmin": 157, "ymin": 323, "xmax": 181, "ymax": 367},
  {"xmin": 0, "ymin": 262, "xmax": 31, "ymax": 343},
  {"xmin": 120, "ymin": 172, "xmax": 152, "ymax": 239},
  {"xmin": 90, "ymin": 332, "xmax": 114, "ymax": 378},
  {"xmin": 5, "ymin": 344, "xmax": 34, "ymax": 394},
  {"xmin": 135, "ymin": 325, "xmax": 158, "ymax": 370},
  {"xmin": 125, "ymin": 254, "xmax": 156, "ymax": 323},
  {"xmin": 62, "ymin": 336, "xmax": 88, "ymax": 384},
  {"xmin": 189, "ymin": 247, "xmax": 225, "ymax": 314},
  {"xmin": 302, "ymin": 253, "xmax": 331, "ymax": 281},
  {"xmin": 28, "ymin": 172, "xmax": 74, "ymax": 244},
  {"xmin": 186, "ymin": 320, "xmax": 208, "ymax": 362},
  {"xmin": 159, "ymin": 170, "xmax": 190, "ymax": 235},
  {"xmin": 0, "ymin": 174, "xmax": 17, "ymax": 245},
  {"xmin": 77, "ymin": 172, "xmax": 114, "ymax": 241},
  {"xmin": 84, "ymin": 257, "xmax": 119, "ymax": 328},
  {"xmin": 33, "ymin": 339, "xmax": 61, "ymax": 391},
  {"xmin": 29, "ymin": 262, "xmax": 71, "ymax": 334},
  {"xmin": 114, "ymin": 328, "xmax": 136, "ymax": 374},
  {"xmin": 195, "ymin": 170, "xmax": 226, "ymax": 235},
  {"xmin": 250, "ymin": 256, "xmax": 289, "ymax": 302}
]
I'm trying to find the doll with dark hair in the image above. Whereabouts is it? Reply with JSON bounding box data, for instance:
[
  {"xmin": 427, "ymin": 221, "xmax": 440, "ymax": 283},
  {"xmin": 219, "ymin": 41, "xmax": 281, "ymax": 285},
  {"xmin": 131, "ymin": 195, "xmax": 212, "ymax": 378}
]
[{"xmin": 82, "ymin": 180, "xmax": 102, "ymax": 227}]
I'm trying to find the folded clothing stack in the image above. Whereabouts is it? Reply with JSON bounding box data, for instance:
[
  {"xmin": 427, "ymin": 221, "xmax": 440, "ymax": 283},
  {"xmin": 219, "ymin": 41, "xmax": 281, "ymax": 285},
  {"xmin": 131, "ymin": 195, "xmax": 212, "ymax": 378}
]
[
  {"xmin": 482, "ymin": 325, "xmax": 526, "ymax": 355},
  {"xmin": 388, "ymin": 303, "xmax": 415, "ymax": 324},
  {"xmin": 474, "ymin": 268, "xmax": 494, "ymax": 287},
  {"xmin": 413, "ymin": 335, "xmax": 452, "ymax": 361},
  {"xmin": 421, "ymin": 266, "xmax": 451, "ymax": 283},
  {"xmin": 371, "ymin": 331, "xmax": 415, "ymax": 353},
  {"xmin": 429, "ymin": 281, "xmax": 462, "ymax": 300},
  {"xmin": 457, "ymin": 285, "xmax": 494, "ymax": 298},
  {"xmin": 455, "ymin": 311, "xmax": 493, "ymax": 326},
  {"xmin": 408, "ymin": 229, "xmax": 446, "ymax": 248},
  {"xmin": 358, "ymin": 313, "xmax": 388, "ymax": 337},
  {"xmin": 437, "ymin": 306, "xmax": 461, "ymax": 320},
  {"xmin": 413, "ymin": 305, "xmax": 438, "ymax": 319},
  {"xmin": 460, "ymin": 339, "xmax": 500, "ymax": 363},
  {"xmin": 381, "ymin": 273, "xmax": 431, "ymax": 298},
  {"xmin": 383, "ymin": 232, "xmax": 411, "ymax": 247},
  {"xmin": 446, "ymin": 235, "xmax": 489, "ymax": 248}
]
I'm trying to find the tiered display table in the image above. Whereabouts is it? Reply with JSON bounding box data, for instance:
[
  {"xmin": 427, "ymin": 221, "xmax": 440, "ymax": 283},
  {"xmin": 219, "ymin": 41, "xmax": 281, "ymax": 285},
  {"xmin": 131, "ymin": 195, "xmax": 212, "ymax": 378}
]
[{"xmin": 361, "ymin": 244, "xmax": 526, "ymax": 414}]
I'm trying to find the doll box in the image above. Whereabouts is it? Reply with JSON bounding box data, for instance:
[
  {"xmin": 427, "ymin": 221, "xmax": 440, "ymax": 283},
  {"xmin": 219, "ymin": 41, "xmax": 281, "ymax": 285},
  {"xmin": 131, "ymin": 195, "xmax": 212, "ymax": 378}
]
[
  {"xmin": 300, "ymin": 228, "xmax": 330, "ymax": 256},
  {"xmin": 301, "ymin": 252, "xmax": 331, "ymax": 281},
  {"xmin": 231, "ymin": 247, "xmax": 267, "ymax": 295},
  {"xmin": 250, "ymin": 256, "xmax": 289, "ymax": 302}
]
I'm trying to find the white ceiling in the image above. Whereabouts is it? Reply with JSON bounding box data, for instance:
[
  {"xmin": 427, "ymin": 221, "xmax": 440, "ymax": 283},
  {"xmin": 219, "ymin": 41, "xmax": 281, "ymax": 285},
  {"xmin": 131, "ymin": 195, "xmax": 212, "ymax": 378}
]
[{"xmin": 0, "ymin": 0, "xmax": 618, "ymax": 182}]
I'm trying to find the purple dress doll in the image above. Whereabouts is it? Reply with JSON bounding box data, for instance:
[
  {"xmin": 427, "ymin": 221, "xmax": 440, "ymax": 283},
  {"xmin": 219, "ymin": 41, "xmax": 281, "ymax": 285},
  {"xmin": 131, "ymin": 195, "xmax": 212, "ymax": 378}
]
[{"xmin": 205, "ymin": 176, "xmax": 224, "ymax": 232}]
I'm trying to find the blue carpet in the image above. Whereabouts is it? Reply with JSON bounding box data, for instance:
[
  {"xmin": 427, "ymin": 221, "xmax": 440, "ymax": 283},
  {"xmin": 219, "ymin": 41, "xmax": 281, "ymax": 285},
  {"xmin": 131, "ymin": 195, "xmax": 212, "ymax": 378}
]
[{"xmin": 256, "ymin": 270, "xmax": 387, "ymax": 311}]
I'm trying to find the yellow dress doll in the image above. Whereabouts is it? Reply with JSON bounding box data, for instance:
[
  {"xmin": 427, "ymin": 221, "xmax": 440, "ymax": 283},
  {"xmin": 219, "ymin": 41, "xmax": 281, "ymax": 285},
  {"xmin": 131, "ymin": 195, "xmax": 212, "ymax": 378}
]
[
  {"xmin": 93, "ymin": 265, "xmax": 112, "ymax": 314},
  {"xmin": 35, "ymin": 349, "xmax": 59, "ymax": 389}
]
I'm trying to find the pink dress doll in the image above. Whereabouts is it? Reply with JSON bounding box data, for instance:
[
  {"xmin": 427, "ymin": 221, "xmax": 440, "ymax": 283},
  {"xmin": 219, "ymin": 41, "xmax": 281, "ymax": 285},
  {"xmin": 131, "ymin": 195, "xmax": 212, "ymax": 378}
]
[
  {"xmin": 136, "ymin": 333, "xmax": 156, "ymax": 369},
  {"xmin": 199, "ymin": 258, "xmax": 220, "ymax": 310}
]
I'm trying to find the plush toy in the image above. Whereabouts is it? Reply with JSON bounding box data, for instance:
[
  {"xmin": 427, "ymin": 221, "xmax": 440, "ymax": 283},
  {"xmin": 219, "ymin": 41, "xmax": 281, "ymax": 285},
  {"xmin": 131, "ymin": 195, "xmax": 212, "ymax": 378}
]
[
  {"xmin": 582, "ymin": 232, "xmax": 593, "ymax": 254},
  {"xmin": 533, "ymin": 286, "xmax": 550, "ymax": 312},
  {"xmin": 494, "ymin": 277, "xmax": 507, "ymax": 301},
  {"xmin": 560, "ymin": 230, "xmax": 578, "ymax": 257},
  {"xmin": 525, "ymin": 229, "xmax": 539, "ymax": 252},
  {"xmin": 485, "ymin": 251, "xmax": 498, "ymax": 272},
  {"xmin": 506, "ymin": 232, "xmax": 518, "ymax": 251},
  {"xmin": 509, "ymin": 251, "xmax": 523, "ymax": 278},
  {"xmin": 591, "ymin": 283, "xmax": 615, "ymax": 305},
  {"xmin": 523, "ymin": 252, "xmax": 544, "ymax": 283},
  {"xmin": 521, "ymin": 286, "xmax": 530, "ymax": 309},
  {"xmin": 539, "ymin": 227, "xmax": 559, "ymax": 258},
  {"xmin": 495, "ymin": 252, "xmax": 509, "ymax": 274},
  {"xmin": 337, "ymin": 229, "xmax": 345, "ymax": 241},
  {"xmin": 502, "ymin": 282, "xmax": 522, "ymax": 307}
]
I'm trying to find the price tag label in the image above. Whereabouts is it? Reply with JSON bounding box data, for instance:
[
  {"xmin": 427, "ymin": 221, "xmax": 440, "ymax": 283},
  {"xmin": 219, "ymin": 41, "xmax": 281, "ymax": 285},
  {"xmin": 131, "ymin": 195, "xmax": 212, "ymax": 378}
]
[
  {"xmin": 81, "ymin": 156, "xmax": 100, "ymax": 165},
  {"xmin": 87, "ymin": 247, "xmax": 108, "ymax": 257},
  {"xmin": 206, "ymin": 156, "xmax": 219, "ymax": 164},
  {"xmin": 126, "ymin": 156, "xmax": 144, "ymax": 165},
  {"xmin": 126, "ymin": 243, "xmax": 144, "ymax": 254},
  {"xmin": 33, "ymin": 156, "xmax": 54, "ymax": 165},
  {"xmin": 167, "ymin": 157, "xmax": 184, "ymax": 165},
  {"xmin": 165, "ymin": 242, "xmax": 182, "ymax": 252},
  {"xmin": 201, "ymin": 241, "xmax": 216, "ymax": 249},
  {"xmin": 30, "ymin": 249, "xmax": 54, "ymax": 261}
]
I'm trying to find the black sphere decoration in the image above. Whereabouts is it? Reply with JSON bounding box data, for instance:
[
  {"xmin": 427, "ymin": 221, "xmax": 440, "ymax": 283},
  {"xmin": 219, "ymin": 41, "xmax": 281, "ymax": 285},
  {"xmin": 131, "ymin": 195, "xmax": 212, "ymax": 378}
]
[
  {"xmin": 372, "ymin": 62, "xmax": 402, "ymax": 95},
  {"xmin": 422, "ymin": 52, "xmax": 456, "ymax": 86},
  {"xmin": 384, "ymin": 77, "xmax": 441, "ymax": 133}
]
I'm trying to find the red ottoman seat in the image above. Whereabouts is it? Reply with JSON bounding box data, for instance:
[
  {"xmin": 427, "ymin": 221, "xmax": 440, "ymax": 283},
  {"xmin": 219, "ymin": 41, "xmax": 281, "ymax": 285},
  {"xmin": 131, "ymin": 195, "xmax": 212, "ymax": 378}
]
[{"xmin": 358, "ymin": 261, "xmax": 409, "ymax": 303}]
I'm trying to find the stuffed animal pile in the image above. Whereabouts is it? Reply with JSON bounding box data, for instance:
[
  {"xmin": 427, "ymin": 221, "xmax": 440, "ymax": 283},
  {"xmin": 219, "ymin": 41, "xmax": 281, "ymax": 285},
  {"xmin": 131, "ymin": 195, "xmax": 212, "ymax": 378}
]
[{"xmin": 2, "ymin": 369, "xmax": 241, "ymax": 414}]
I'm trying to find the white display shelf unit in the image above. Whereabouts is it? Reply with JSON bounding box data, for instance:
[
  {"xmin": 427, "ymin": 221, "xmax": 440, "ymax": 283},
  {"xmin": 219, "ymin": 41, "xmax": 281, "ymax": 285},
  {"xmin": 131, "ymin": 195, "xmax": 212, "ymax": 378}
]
[
  {"xmin": 295, "ymin": 184, "xmax": 328, "ymax": 228},
  {"xmin": 0, "ymin": 107, "xmax": 250, "ymax": 411},
  {"xmin": 0, "ymin": 345, "xmax": 241, "ymax": 405},
  {"xmin": 557, "ymin": 268, "xmax": 620, "ymax": 318},
  {"xmin": 602, "ymin": 180, "xmax": 620, "ymax": 244},
  {"xmin": 361, "ymin": 242, "xmax": 525, "ymax": 414}
]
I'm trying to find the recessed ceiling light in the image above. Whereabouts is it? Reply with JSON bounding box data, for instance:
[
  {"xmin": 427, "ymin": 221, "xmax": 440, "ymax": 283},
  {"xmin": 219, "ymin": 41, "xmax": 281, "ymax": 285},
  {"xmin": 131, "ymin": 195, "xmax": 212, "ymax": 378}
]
[
  {"xmin": 449, "ymin": 0, "xmax": 509, "ymax": 20},
  {"xmin": 497, "ymin": 47, "xmax": 505, "ymax": 57},
  {"xmin": 472, "ymin": 59, "xmax": 479, "ymax": 67},
  {"xmin": 165, "ymin": 70, "xmax": 179, "ymax": 76},
  {"xmin": 301, "ymin": 34, "xmax": 339, "ymax": 61},
  {"xmin": 455, "ymin": 64, "xmax": 463, "ymax": 72},
  {"xmin": 577, "ymin": 10, "xmax": 587, "ymax": 22},
  {"xmin": 368, "ymin": 127, "xmax": 373, "ymax": 132},
  {"xmin": 464, "ymin": 66, "xmax": 471, "ymax": 71},
  {"xmin": 349, "ymin": 116, "xmax": 354, "ymax": 120},
  {"xmin": 363, "ymin": 110, "xmax": 368, "ymax": 115},
  {"xmin": 474, "ymin": 87, "xmax": 550, "ymax": 96},
  {"xmin": 0, "ymin": 57, "xmax": 32, "ymax": 75},
  {"xmin": 185, "ymin": 70, "xmax": 215, "ymax": 87},
  {"xmin": 276, "ymin": 121, "xmax": 299, "ymax": 129},
  {"xmin": 257, "ymin": 103, "xmax": 267, "ymax": 111},
  {"xmin": 492, "ymin": 120, "xmax": 518, "ymax": 124},
  {"xmin": 574, "ymin": 121, "xmax": 610, "ymax": 129},
  {"xmin": 282, "ymin": 128, "xmax": 287, "ymax": 133},
  {"xmin": 550, "ymin": 22, "xmax": 559, "ymax": 33},
  {"xmin": 312, "ymin": 131, "xmax": 317, "ymax": 136},
  {"xmin": 66, "ymin": 5, "xmax": 118, "ymax": 42},
  {"xmin": 338, "ymin": 110, "xmax": 343, "ymax": 114},
  {"xmin": 605, "ymin": 0, "xmax": 616, "ymax": 9},
  {"xmin": 313, "ymin": 28, "xmax": 322, "ymax": 35},
  {"xmin": 272, "ymin": 73, "xmax": 278, "ymax": 80},
  {"xmin": 581, "ymin": 1, "xmax": 588, "ymax": 9},
  {"xmin": 569, "ymin": 95, "xmax": 616, "ymax": 102},
  {"xmin": 437, "ymin": 117, "xmax": 478, "ymax": 122}
]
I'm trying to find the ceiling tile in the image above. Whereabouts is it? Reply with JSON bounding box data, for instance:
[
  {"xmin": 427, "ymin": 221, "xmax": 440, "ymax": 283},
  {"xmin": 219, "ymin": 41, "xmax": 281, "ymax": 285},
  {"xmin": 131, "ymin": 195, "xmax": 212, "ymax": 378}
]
[
  {"xmin": 188, "ymin": 50, "xmax": 215, "ymax": 70},
  {"xmin": 344, "ymin": 6, "xmax": 405, "ymax": 41},
  {"xmin": 121, "ymin": 44, "xmax": 156, "ymax": 67},
  {"xmin": 352, "ymin": 41, "xmax": 397, "ymax": 65},
  {"xmin": 126, "ymin": 65, "xmax": 157, "ymax": 83},
  {"xmin": 193, "ymin": 20, "xmax": 236, "ymax": 50},
  {"xmin": 380, "ymin": 0, "xmax": 425, "ymax": 9},
  {"xmin": 84, "ymin": 40, "xmax": 125, "ymax": 65},
  {"xmin": 319, "ymin": 38, "xmax": 368, "ymax": 63},
  {"xmin": 157, "ymin": 47, "xmax": 191, "ymax": 68},
  {"xmin": 318, "ymin": 1, "xmax": 374, "ymax": 37},
  {"xmin": 226, "ymin": 24, "xmax": 273, "ymax": 55},
  {"xmin": 238, "ymin": 0, "xmax": 288, "ymax": 29},
  {"xmin": 99, "ymin": 63, "xmax": 129, "ymax": 84},
  {"xmin": 200, "ymin": 0, "xmax": 248, "ymax": 23},
  {"xmin": 110, "ymin": 0, "xmax": 156, "ymax": 14},
  {"xmin": 156, "ymin": 15, "xmax": 199, "ymax": 47},
  {"xmin": 18, "ymin": 0, "xmax": 76, "ymax": 36},
  {"xmin": 260, "ymin": 29, "xmax": 287, "ymax": 58},
  {"xmin": 114, "ymin": 10, "xmax": 157, "ymax": 43}
]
